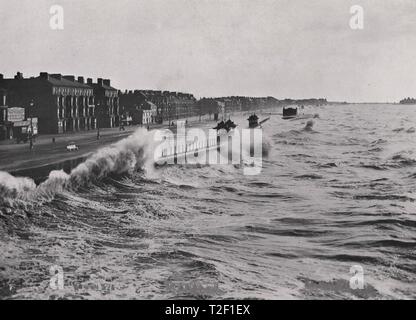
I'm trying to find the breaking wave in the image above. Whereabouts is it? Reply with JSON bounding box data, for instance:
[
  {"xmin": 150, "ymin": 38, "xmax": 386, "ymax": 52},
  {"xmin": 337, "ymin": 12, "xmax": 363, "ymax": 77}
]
[
  {"xmin": 0, "ymin": 128, "xmax": 154, "ymax": 204},
  {"xmin": 0, "ymin": 126, "xmax": 271, "ymax": 205}
]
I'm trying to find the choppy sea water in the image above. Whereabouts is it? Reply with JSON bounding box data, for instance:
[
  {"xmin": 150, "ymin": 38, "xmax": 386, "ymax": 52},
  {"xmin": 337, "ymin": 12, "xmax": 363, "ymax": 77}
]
[{"xmin": 1, "ymin": 104, "xmax": 416, "ymax": 300}]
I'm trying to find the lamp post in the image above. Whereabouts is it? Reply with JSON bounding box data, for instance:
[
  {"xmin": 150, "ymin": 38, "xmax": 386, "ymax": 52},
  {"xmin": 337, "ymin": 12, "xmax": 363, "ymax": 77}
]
[
  {"xmin": 167, "ymin": 103, "xmax": 171, "ymax": 127},
  {"xmin": 119, "ymin": 106, "xmax": 125, "ymax": 131},
  {"xmin": 29, "ymin": 99, "xmax": 34, "ymax": 150},
  {"xmin": 96, "ymin": 102, "xmax": 100, "ymax": 140}
]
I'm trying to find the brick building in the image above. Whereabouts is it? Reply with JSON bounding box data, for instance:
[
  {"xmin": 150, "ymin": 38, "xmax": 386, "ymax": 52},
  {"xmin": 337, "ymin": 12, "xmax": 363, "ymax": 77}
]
[
  {"xmin": 197, "ymin": 98, "xmax": 224, "ymax": 120},
  {"xmin": 0, "ymin": 72, "xmax": 96, "ymax": 134},
  {"xmin": 140, "ymin": 101, "xmax": 157, "ymax": 124},
  {"xmin": 137, "ymin": 90, "xmax": 197, "ymax": 124},
  {"xmin": 119, "ymin": 90, "xmax": 157, "ymax": 125},
  {"xmin": 212, "ymin": 96, "xmax": 280, "ymax": 114},
  {"xmin": 170, "ymin": 92, "xmax": 198, "ymax": 120},
  {"xmin": 138, "ymin": 90, "xmax": 166, "ymax": 124},
  {"xmin": 88, "ymin": 78, "xmax": 120, "ymax": 128}
]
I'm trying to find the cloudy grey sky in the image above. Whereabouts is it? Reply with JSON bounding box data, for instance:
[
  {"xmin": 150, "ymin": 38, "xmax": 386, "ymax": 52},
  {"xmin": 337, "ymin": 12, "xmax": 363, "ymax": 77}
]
[{"xmin": 1, "ymin": 0, "xmax": 415, "ymax": 102}]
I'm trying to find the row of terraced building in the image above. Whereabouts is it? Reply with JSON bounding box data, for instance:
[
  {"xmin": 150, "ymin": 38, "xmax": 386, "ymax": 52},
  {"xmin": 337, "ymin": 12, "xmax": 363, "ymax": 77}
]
[{"xmin": 0, "ymin": 71, "xmax": 280, "ymax": 140}]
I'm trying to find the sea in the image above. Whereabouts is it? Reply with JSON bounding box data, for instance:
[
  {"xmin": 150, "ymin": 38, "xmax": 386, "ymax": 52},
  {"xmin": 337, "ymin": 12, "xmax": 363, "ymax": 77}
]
[{"xmin": 0, "ymin": 103, "xmax": 415, "ymax": 299}]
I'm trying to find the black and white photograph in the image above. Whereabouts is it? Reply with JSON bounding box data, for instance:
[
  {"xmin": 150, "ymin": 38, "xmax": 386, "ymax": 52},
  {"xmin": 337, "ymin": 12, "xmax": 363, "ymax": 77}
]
[{"xmin": 0, "ymin": 0, "xmax": 415, "ymax": 305}]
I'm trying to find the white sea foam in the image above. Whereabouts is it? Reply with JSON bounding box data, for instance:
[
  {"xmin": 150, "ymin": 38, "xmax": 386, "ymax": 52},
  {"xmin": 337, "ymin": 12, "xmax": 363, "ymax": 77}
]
[{"xmin": 0, "ymin": 128, "xmax": 155, "ymax": 202}]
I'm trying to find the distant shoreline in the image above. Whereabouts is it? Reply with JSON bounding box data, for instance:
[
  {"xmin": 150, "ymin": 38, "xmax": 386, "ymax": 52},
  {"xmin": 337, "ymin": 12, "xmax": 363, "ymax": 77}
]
[{"xmin": 328, "ymin": 102, "xmax": 406, "ymax": 105}]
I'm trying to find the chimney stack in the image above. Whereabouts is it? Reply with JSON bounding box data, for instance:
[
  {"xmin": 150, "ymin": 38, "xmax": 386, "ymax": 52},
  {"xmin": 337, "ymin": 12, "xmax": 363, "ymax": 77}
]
[
  {"xmin": 14, "ymin": 72, "xmax": 24, "ymax": 80},
  {"xmin": 87, "ymin": 78, "xmax": 93, "ymax": 85},
  {"xmin": 78, "ymin": 76, "xmax": 85, "ymax": 84},
  {"xmin": 63, "ymin": 75, "xmax": 75, "ymax": 82},
  {"xmin": 97, "ymin": 78, "xmax": 103, "ymax": 86},
  {"xmin": 51, "ymin": 74, "xmax": 62, "ymax": 80},
  {"xmin": 0, "ymin": 74, "xmax": 3, "ymax": 80},
  {"xmin": 39, "ymin": 72, "xmax": 49, "ymax": 80},
  {"xmin": 103, "ymin": 79, "xmax": 110, "ymax": 86}
]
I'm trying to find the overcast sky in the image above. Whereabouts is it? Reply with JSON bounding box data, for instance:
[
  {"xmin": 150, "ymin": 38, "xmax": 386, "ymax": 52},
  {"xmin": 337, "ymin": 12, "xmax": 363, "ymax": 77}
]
[{"xmin": 0, "ymin": 0, "xmax": 415, "ymax": 102}]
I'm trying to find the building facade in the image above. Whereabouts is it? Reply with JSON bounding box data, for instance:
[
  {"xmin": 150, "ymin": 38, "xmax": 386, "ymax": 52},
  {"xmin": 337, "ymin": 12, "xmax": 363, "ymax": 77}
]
[
  {"xmin": 0, "ymin": 72, "xmax": 96, "ymax": 134},
  {"xmin": 119, "ymin": 90, "xmax": 146, "ymax": 125},
  {"xmin": 138, "ymin": 90, "xmax": 166, "ymax": 124},
  {"xmin": 119, "ymin": 90, "xmax": 158, "ymax": 125},
  {"xmin": 170, "ymin": 92, "xmax": 198, "ymax": 120},
  {"xmin": 137, "ymin": 90, "xmax": 197, "ymax": 124},
  {"xmin": 141, "ymin": 101, "xmax": 157, "ymax": 125},
  {"xmin": 89, "ymin": 78, "xmax": 120, "ymax": 128},
  {"xmin": 211, "ymin": 96, "xmax": 280, "ymax": 115},
  {"xmin": 0, "ymin": 88, "xmax": 10, "ymax": 140},
  {"xmin": 197, "ymin": 98, "xmax": 224, "ymax": 120}
]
